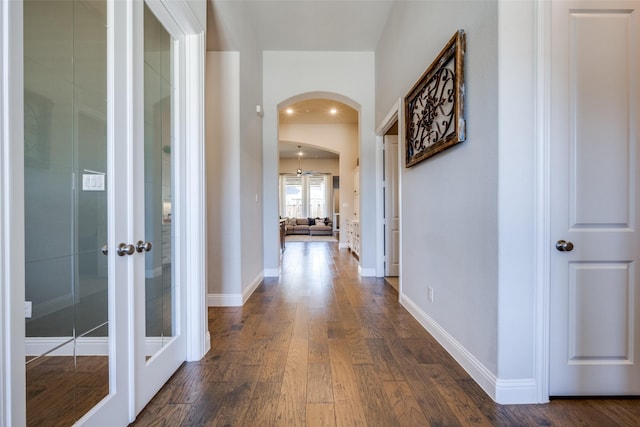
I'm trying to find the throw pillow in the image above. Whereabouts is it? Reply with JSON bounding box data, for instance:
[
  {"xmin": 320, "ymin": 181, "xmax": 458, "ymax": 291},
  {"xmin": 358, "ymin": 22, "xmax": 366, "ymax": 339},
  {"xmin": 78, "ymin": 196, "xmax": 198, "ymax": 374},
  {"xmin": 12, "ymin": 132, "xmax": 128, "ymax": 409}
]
[
  {"xmin": 288, "ymin": 217, "xmax": 297, "ymax": 226},
  {"xmin": 324, "ymin": 217, "xmax": 329, "ymax": 225}
]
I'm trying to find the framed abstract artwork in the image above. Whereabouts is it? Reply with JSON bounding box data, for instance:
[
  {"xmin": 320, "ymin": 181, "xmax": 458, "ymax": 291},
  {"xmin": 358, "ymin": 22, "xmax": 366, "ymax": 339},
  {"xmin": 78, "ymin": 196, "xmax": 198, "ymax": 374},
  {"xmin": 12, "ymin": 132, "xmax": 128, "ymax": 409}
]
[{"xmin": 405, "ymin": 30, "xmax": 466, "ymax": 167}]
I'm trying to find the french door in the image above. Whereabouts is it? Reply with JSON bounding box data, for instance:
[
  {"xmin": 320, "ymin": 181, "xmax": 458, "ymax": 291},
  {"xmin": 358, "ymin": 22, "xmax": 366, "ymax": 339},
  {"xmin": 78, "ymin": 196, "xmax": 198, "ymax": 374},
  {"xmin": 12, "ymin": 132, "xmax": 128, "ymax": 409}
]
[
  {"xmin": 4, "ymin": 0, "xmax": 206, "ymax": 425},
  {"xmin": 134, "ymin": 1, "xmax": 187, "ymax": 413}
]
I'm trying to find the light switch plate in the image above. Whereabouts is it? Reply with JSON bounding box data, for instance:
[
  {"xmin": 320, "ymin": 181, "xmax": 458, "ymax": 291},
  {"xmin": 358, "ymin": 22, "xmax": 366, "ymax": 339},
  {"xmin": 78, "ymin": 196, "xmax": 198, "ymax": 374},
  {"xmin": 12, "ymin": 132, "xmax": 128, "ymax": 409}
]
[
  {"xmin": 25, "ymin": 301, "xmax": 32, "ymax": 318},
  {"xmin": 82, "ymin": 174, "xmax": 105, "ymax": 191}
]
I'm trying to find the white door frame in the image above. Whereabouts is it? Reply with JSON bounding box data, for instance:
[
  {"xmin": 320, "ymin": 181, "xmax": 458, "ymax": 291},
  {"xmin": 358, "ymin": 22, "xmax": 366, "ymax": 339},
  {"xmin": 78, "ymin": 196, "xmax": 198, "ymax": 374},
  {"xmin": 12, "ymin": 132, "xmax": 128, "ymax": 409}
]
[
  {"xmin": 533, "ymin": 0, "xmax": 552, "ymax": 404},
  {"xmin": 140, "ymin": 0, "xmax": 209, "ymax": 365},
  {"xmin": 0, "ymin": 0, "xmax": 207, "ymax": 424},
  {"xmin": 375, "ymin": 99, "xmax": 404, "ymax": 292},
  {"xmin": 1, "ymin": 1, "xmax": 27, "ymax": 425}
]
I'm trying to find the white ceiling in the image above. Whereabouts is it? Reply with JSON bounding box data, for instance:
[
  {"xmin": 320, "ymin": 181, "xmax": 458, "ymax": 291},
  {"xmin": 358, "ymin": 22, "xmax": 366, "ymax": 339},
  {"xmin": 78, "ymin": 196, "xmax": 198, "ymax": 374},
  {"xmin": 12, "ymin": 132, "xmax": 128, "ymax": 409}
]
[
  {"xmin": 209, "ymin": 0, "xmax": 396, "ymax": 52},
  {"xmin": 279, "ymin": 98, "xmax": 358, "ymax": 125}
]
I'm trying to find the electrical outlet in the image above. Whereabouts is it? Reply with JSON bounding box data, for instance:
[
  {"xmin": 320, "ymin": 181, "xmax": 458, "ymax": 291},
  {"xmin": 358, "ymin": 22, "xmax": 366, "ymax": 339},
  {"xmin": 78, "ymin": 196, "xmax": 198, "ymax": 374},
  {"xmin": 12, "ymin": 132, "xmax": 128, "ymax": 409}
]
[
  {"xmin": 25, "ymin": 301, "xmax": 32, "ymax": 318},
  {"xmin": 428, "ymin": 287, "xmax": 434, "ymax": 303}
]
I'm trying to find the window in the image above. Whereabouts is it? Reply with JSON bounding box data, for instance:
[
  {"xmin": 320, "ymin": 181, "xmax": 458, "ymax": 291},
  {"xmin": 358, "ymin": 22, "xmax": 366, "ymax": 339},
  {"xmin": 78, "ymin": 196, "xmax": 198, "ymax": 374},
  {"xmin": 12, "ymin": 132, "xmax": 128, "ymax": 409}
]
[
  {"xmin": 280, "ymin": 174, "xmax": 332, "ymax": 218},
  {"xmin": 284, "ymin": 177, "xmax": 303, "ymax": 218}
]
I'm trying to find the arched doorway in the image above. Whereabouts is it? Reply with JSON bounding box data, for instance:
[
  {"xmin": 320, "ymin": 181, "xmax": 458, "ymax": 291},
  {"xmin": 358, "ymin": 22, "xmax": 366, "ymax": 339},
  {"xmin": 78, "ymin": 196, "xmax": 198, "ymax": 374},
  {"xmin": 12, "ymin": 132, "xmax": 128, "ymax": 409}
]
[{"xmin": 277, "ymin": 98, "xmax": 358, "ymax": 251}]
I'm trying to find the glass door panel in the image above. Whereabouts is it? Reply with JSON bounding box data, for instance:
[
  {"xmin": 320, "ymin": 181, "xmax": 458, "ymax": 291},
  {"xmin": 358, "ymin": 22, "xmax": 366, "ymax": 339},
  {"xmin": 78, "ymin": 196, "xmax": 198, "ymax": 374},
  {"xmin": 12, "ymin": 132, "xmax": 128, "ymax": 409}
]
[
  {"xmin": 24, "ymin": 0, "xmax": 109, "ymax": 425},
  {"xmin": 143, "ymin": 3, "xmax": 174, "ymax": 358}
]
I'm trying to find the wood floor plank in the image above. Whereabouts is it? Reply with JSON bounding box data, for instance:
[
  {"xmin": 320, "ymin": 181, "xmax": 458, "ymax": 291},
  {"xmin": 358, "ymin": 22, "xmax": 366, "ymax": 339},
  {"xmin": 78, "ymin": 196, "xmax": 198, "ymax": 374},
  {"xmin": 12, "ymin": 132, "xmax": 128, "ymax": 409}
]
[
  {"xmin": 382, "ymin": 380, "xmax": 430, "ymax": 426},
  {"xmin": 133, "ymin": 403, "xmax": 190, "ymax": 427},
  {"xmin": 352, "ymin": 364, "xmax": 399, "ymax": 426},
  {"xmin": 242, "ymin": 339, "xmax": 270, "ymax": 366},
  {"xmin": 383, "ymin": 339, "xmax": 461, "ymax": 426},
  {"xmin": 306, "ymin": 402, "xmax": 336, "ymax": 427},
  {"xmin": 328, "ymin": 339, "xmax": 368, "ymax": 427},
  {"xmin": 308, "ymin": 318, "xmax": 330, "ymax": 364},
  {"xmin": 365, "ymin": 338, "xmax": 406, "ymax": 382},
  {"xmin": 274, "ymin": 337, "xmax": 308, "ymax": 425},
  {"xmin": 537, "ymin": 400, "xmax": 626, "ymax": 427},
  {"xmin": 422, "ymin": 364, "xmax": 493, "ymax": 426},
  {"xmin": 307, "ymin": 362, "xmax": 334, "ymax": 403},
  {"xmin": 257, "ymin": 349, "xmax": 287, "ymax": 383},
  {"xmin": 235, "ymin": 381, "xmax": 282, "ymax": 426},
  {"xmin": 344, "ymin": 327, "xmax": 373, "ymax": 365},
  {"xmin": 586, "ymin": 399, "xmax": 640, "ymax": 425}
]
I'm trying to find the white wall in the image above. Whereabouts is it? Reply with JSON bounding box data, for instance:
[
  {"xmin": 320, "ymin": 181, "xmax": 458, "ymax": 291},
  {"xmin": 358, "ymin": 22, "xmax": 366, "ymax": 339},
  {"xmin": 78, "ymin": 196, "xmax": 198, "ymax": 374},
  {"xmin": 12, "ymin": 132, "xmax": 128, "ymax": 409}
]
[
  {"xmin": 376, "ymin": 0, "xmax": 541, "ymax": 403},
  {"xmin": 263, "ymin": 52, "xmax": 375, "ymax": 276},
  {"xmin": 205, "ymin": 52, "xmax": 243, "ymax": 300},
  {"xmin": 237, "ymin": 45, "xmax": 264, "ymax": 296},
  {"xmin": 496, "ymin": 0, "xmax": 538, "ymax": 402},
  {"xmin": 207, "ymin": 0, "xmax": 265, "ymax": 302},
  {"xmin": 279, "ymin": 122, "xmax": 358, "ymax": 245},
  {"xmin": 376, "ymin": 0, "xmax": 501, "ymax": 393}
]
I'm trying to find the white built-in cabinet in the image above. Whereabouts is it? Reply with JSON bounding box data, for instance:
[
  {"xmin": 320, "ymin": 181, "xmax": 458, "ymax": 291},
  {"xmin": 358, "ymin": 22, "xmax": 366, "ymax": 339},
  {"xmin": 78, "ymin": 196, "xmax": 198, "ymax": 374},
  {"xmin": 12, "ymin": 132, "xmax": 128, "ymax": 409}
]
[
  {"xmin": 346, "ymin": 219, "xmax": 360, "ymax": 257},
  {"xmin": 347, "ymin": 165, "xmax": 360, "ymax": 257},
  {"xmin": 353, "ymin": 166, "xmax": 359, "ymax": 218}
]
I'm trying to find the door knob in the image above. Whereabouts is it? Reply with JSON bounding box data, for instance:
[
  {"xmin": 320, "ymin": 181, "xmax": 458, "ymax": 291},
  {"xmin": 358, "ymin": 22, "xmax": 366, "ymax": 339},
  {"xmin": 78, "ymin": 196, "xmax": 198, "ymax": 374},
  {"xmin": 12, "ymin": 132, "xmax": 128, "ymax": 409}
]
[
  {"xmin": 136, "ymin": 240, "xmax": 152, "ymax": 253},
  {"xmin": 555, "ymin": 240, "xmax": 574, "ymax": 252},
  {"xmin": 117, "ymin": 243, "xmax": 135, "ymax": 256},
  {"xmin": 101, "ymin": 244, "xmax": 108, "ymax": 256}
]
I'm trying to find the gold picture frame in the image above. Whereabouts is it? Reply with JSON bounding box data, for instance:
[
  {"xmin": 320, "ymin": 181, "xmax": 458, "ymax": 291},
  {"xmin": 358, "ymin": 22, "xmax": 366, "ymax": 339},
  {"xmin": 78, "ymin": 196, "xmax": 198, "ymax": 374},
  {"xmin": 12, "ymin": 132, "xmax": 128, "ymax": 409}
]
[{"xmin": 405, "ymin": 30, "xmax": 466, "ymax": 167}]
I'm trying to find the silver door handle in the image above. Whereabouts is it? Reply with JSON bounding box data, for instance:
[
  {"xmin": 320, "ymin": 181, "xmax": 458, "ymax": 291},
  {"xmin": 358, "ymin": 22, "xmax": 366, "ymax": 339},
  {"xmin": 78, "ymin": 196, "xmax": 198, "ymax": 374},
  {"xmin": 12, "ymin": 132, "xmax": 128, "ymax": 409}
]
[
  {"xmin": 555, "ymin": 240, "xmax": 574, "ymax": 252},
  {"xmin": 117, "ymin": 243, "xmax": 135, "ymax": 256},
  {"xmin": 101, "ymin": 244, "xmax": 108, "ymax": 256},
  {"xmin": 136, "ymin": 240, "xmax": 152, "ymax": 253}
]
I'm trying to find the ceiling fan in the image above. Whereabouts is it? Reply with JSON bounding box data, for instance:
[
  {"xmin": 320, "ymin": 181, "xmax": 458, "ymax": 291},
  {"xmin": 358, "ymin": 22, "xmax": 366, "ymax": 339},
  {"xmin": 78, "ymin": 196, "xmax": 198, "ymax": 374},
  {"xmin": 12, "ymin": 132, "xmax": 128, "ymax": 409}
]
[{"xmin": 295, "ymin": 146, "xmax": 319, "ymax": 176}]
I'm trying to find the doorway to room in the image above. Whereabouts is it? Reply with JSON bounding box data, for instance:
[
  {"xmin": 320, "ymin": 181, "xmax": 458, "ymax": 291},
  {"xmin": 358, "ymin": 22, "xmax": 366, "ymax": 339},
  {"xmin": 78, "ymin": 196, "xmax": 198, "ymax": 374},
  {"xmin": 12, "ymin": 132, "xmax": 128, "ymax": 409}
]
[
  {"xmin": 382, "ymin": 121, "xmax": 400, "ymax": 291},
  {"xmin": 277, "ymin": 98, "xmax": 359, "ymax": 254}
]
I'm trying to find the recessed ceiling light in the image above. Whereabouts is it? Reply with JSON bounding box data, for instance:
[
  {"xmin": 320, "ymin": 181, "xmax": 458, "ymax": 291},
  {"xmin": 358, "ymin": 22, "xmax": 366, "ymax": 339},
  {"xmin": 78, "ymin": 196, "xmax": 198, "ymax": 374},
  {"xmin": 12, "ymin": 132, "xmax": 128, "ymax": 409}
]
[
  {"xmin": 330, "ymin": 108, "xmax": 338, "ymax": 115},
  {"xmin": 286, "ymin": 108, "xmax": 294, "ymax": 115}
]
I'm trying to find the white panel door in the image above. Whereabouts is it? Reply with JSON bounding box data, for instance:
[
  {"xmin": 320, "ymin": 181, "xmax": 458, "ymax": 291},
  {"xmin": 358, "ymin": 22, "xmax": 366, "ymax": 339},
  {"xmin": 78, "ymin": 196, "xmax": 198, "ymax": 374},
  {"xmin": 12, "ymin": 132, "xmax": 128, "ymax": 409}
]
[
  {"xmin": 550, "ymin": 0, "xmax": 640, "ymax": 395},
  {"xmin": 384, "ymin": 134, "xmax": 400, "ymax": 277}
]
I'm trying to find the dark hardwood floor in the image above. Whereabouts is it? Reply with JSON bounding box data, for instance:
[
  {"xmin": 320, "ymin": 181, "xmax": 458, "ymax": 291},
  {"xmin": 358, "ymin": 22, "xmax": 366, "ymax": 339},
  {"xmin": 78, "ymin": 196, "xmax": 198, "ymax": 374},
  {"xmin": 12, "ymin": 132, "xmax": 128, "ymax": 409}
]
[
  {"xmin": 132, "ymin": 241, "xmax": 640, "ymax": 426},
  {"xmin": 26, "ymin": 355, "xmax": 109, "ymax": 426}
]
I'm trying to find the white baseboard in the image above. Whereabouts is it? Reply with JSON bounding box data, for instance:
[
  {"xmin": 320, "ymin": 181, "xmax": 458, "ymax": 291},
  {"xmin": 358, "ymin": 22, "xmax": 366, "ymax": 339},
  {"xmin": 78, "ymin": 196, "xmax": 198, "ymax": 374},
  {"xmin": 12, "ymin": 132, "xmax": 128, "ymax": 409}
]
[
  {"xmin": 263, "ymin": 268, "xmax": 280, "ymax": 277},
  {"xmin": 358, "ymin": 266, "xmax": 376, "ymax": 277},
  {"xmin": 207, "ymin": 293, "xmax": 243, "ymax": 307},
  {"xmin": 204, "ymin": 331, "xmax": 211, "ymax": 354},
  {"xmin": 495, "ymin": 378, "xmax": 539, "ymax": 404},
  {"xmin": 26, "ymin": 336, "xmax": 108, "ymax": 357},
  {"xmin": 242, "ymin": 273, "xmax": 263, "ymax": 303},
  {"xmin": 399, "ymin": 294, "xmax": 539, "ymax": 405},
  {"xmin": 25, "ymin": 336, "xmax": 178, "ymax": 358},
  {"xmin": 207, "ymin": 272, "xmax": 264, "ymax": 307}
]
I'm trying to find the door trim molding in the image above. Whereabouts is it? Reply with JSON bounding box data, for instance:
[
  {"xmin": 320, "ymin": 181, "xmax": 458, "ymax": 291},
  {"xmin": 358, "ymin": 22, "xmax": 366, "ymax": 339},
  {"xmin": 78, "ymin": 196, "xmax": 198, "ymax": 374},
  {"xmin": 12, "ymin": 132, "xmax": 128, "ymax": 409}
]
[
  {"xmin": 534, "ymin": 0, "xmax": 552, "ymax": 403},
  {"xmin": 375, "ymin": 99, "xmax": 403, "ymax": 289},
  {"xmin": 182, "ymin": 31, "xmax": 209, "ymax": 362},
  {"xmin": 0, "ymin": 0, "xmax": 26, "ymax": 425}
]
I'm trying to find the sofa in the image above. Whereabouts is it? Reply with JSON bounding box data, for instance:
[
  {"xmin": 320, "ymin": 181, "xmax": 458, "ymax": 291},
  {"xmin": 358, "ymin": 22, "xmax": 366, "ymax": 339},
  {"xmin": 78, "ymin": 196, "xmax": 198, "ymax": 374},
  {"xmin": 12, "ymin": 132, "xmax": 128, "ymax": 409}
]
[{"xmin": 284, "ymin": 217, "xmax": 333, "ymax": 236}]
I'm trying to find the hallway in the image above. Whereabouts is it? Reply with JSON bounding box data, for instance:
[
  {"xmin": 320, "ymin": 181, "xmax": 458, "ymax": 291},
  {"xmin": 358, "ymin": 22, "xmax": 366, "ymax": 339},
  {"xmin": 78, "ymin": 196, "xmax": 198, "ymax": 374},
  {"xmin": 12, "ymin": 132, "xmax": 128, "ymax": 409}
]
[{"xmin": 132, "ymin": 242, "xmax": 640, "ymax": 426}]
